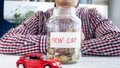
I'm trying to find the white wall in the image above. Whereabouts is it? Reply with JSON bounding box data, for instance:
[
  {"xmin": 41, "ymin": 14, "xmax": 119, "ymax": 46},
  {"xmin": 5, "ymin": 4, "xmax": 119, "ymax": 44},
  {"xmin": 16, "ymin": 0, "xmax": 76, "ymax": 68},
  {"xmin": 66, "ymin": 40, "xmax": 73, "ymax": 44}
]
[
  {"xmin": 4, "ymin": 1, "xmax": 108, "ymax": 19},
  {"xmin": 4, "ymin": 1, "xmax": 54, "ymax": 19},
  {"xmin": 108, "ymin": 0, "xmax": 120, "ymax": 28}
]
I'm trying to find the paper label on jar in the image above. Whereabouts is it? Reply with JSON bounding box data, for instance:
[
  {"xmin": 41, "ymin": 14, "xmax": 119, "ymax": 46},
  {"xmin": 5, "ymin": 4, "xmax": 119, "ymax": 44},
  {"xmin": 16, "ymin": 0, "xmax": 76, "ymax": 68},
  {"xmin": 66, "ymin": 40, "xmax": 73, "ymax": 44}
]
[{"xmin": 50, "ymin": 32, "xmax": 81, "ymax": 48}]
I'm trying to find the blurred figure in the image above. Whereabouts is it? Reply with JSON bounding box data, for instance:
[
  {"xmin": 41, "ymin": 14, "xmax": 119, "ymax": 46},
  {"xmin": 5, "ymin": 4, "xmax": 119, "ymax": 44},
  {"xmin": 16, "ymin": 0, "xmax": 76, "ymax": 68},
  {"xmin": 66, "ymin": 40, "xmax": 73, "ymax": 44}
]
[{"xmin": 0, "ymin": 0, "xmax": 120, "ymax": 56}]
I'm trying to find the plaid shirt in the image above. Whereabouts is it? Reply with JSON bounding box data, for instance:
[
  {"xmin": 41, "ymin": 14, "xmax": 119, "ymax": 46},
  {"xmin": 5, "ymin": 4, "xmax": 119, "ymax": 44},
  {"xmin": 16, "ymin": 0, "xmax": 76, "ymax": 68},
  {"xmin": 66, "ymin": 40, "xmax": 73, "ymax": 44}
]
[{"xmin": 0, "ymin": 6, "xmax": 120, "ymax": 56}]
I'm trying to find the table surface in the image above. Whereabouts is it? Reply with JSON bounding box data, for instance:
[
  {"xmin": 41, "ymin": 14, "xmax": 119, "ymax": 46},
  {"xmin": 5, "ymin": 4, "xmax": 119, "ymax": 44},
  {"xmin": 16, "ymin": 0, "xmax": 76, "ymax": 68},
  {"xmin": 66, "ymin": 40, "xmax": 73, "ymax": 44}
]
[{"xmin": 0, "ymin": 55, "xmax": 120, "ymax": 68}]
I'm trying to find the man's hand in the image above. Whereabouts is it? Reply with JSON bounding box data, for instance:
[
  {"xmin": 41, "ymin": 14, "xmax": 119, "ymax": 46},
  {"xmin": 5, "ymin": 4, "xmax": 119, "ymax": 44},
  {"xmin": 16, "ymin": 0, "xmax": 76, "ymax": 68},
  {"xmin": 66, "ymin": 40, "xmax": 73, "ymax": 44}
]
[{"xmin": 81, "ymin": 32, "xmax": 85, "ymax": 40}]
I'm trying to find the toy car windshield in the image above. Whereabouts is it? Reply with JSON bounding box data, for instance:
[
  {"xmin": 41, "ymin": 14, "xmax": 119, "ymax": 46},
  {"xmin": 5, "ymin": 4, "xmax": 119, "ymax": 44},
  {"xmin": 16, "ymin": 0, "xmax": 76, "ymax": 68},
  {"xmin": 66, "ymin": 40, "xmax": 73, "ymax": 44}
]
[{"xmin": 41, "ymin": 55, "xmax": 49, "ymax": 60}]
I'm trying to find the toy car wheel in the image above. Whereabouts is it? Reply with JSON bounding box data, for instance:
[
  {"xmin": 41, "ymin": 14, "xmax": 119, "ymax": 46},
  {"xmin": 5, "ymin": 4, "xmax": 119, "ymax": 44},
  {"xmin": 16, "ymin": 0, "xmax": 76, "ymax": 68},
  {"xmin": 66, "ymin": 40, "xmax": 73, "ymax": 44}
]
[
  {"xmin": 44, "ymin": 65, "xmax": 51, "ymax": 68},
  {"xmin": 18, "ymin": 63, "xmax": 25, "ymax": 68}
]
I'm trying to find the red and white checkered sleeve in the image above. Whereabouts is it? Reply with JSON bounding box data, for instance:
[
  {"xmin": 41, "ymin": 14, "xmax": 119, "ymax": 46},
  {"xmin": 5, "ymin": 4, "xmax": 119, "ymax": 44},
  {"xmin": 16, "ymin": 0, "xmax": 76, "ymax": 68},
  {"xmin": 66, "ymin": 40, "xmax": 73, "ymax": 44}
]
[
  {"xmin": 81, "ymin": 9, "xmax": 120, "ymax": 56},
  {"xmin": 0, "ymin": 11, "xmax": 47, "ymax": 55}
]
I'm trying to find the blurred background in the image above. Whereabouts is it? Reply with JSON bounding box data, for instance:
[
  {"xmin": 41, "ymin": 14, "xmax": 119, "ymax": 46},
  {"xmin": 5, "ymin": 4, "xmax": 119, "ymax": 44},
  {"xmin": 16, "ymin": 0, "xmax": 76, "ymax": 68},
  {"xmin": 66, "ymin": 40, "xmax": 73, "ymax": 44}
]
[{"xmin": 0, "ymin": 0, "xmax": 120, "ymax": 38}]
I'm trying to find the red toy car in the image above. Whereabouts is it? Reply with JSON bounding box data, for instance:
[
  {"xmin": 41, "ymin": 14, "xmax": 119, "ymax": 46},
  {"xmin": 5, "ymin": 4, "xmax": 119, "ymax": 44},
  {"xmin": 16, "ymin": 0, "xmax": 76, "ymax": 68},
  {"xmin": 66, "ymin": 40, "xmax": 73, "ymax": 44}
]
[{"xmin": 16, "ymin": 53, "xmax": 62, "ymax": 68}]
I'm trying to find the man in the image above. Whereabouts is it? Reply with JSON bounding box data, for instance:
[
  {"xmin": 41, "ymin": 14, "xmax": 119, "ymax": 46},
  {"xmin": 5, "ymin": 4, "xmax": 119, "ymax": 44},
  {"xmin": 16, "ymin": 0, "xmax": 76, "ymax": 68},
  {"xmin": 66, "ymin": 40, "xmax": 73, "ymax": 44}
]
[{"xmin": 0, "ymin": 0, "xmax": 120, "ymax": 56}]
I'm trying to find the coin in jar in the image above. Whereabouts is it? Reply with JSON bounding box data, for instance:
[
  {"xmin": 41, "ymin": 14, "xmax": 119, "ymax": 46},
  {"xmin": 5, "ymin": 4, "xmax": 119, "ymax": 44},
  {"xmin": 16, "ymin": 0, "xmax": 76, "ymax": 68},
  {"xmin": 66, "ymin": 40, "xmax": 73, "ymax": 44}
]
[
  {"xmin": 47, "ymin": 39, "xmax": 50, "ymax": 46},
  {"xmin": 60, "ymin": 55, "xmax": 68, "ymax": 63},
  {"xmin": 66, "ymin": 29, "xmax": 74, "ymax": 32},
  {"xmin": 64, "ymin": 48, "xmax": 69, "ymax": 54},
  {"xmin": 69, "ymin": 48, "xmax": 75, "ymax": 54},
  {"xmin": 71, "ymin": 54, "xmax": 78, "ymax": 62},
  {"xmin": 47, "ymin": 53, "xmax": 54, "ymax": 58},
  {"xmin": 48, "ymin": 48, "xmax": 55, "ymax": 55},
  {"xmin": 54, "ymin": 56, "xmax": 61, "ymax": 61},
  {"xmin": 56, "ymin": 48, "xmax": 65, "ymax": 53}
]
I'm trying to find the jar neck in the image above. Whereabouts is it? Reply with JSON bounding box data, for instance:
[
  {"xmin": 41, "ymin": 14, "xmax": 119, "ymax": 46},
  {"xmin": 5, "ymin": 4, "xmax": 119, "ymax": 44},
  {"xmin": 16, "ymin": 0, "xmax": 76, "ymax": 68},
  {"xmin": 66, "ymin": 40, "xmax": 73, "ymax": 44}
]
[{"xmin": 53, "ymin": 6, "xmax": 76, "ymax": 16}]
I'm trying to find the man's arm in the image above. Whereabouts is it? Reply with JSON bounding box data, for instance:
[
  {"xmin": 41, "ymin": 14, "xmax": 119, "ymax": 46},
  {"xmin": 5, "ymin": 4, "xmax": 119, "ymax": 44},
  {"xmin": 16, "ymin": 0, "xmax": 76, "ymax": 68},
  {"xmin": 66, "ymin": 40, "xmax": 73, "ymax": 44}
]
[
  {"xmin": 81, "ymin": 9, "xmax": 120, "ymax": 56},
  {"xmin": 0, "ymin": 11, "xmax": 47, "ymax": 55}
]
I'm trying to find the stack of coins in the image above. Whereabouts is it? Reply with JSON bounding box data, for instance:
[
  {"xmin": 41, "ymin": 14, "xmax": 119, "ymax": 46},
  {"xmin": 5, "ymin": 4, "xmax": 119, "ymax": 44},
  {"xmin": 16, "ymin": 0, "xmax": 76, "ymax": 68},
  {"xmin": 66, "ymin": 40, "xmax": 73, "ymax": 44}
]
[{"xmin": 47, "ymin": 47, "xmax": 79, "ymax": 64}]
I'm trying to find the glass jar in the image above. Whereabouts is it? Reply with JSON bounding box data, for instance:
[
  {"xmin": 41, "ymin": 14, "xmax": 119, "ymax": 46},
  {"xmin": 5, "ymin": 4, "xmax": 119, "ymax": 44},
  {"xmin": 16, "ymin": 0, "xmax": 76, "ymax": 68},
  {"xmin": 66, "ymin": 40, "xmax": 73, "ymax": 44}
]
[{"xmin": 46, "ymin": 6, "xmax": 81, "ymax": 64}]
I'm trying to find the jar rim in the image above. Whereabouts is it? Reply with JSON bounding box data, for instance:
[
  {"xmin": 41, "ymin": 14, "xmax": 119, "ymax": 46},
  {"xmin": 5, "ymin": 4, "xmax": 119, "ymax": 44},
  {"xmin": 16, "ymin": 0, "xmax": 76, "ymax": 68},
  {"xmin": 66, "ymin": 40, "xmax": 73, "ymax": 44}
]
[{"xmin": 53, "ymin": 6, "xmax": 75, "ymax": 16}]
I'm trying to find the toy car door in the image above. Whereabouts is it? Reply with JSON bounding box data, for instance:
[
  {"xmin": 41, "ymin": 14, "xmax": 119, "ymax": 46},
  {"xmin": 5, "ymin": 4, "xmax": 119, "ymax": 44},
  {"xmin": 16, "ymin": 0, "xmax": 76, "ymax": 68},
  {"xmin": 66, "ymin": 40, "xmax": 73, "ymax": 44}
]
[{"xmin": 28, "ymin": 56, "xmax": 42, "ymax": 68}]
